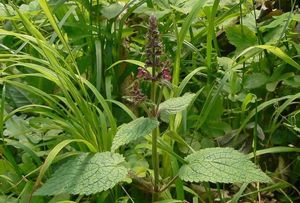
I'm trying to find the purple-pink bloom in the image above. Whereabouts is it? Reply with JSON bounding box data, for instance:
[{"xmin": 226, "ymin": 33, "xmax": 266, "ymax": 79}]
[
  {"xmin": 162, "ymin": 67, "xmax": 171, "ymax": 81},
  {"xmin": 137, "ymin": 67, "xmax": 153, "ymax": 80}
]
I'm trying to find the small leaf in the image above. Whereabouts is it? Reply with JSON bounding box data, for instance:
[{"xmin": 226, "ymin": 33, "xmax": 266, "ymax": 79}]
[
  {"xmin": 158, "ymin": 93, "xmax": 195, "ymax": 121},
  {"xmin": 111, "ymin": 117, "xmax": 159, "ymax": 151},
  {"xmin": 34, "ymin": 152, "xmax": 128, "ymax": 196},
  {"xmin": 179, "ymin": 147, "xmax": 271, "ymax": 183}
]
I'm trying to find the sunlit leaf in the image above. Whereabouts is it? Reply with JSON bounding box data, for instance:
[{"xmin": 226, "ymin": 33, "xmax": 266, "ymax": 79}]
[
  {"xmin": 158, "ymin": 93, "xmax": 195, "ymax": 120},
  {"xmin": 237, "ymin": 45, "xmax": 300, "ymax": 71},
  {"xmin": 34, "ymin": 152, "xmax": 128, "ymax": 195},
  {"xmin": 179, "ymin": 147, "xmax": 271, "ymax": 183},
  {"xmin": 111, "ymin": 117, "xmax": 159, "ymax": 151}
]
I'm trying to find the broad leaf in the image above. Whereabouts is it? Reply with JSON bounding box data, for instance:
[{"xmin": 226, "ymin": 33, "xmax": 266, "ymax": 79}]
[
  {"xmin": 244, "ymin": 73, "xmax": 268, "ymax": 89},
  {"xmin": 34, "ymin": 152, "xmax": 128, "ymax": 195},
  {"xmin": 112, "ymin": 117, "xmax": 159, "ymax": 151},
  {"xmin": 158, "ymin": 93, "xmax": 195, "ymax": 122},
  {"xmin": 179, "ymin": 147, "xmax": 271, "ymax": 183},
  {"xmin": 225, "ymin": 25, "xmax": 257, "ymax": 52},
  {"xmin": 6, "ymin": 85, "xmax": 39, "ymax": 108},
  {"xmin": 101, "ymin": 3, "xmax": 123, "ymax": 20}
]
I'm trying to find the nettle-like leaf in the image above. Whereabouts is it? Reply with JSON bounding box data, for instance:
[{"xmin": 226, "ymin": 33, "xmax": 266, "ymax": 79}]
[
  {"xmin": 179, "ymin": 147, "xmax": 271, "ymax": 183},
  {"xmin": 158, "ymin": 93, "xmax": 195, "ymax": 122},
  {"xmin": 111, "ymin": 117, "xmax": 159, "ymax": 151},
  {"xmin": 34, "ymin": 152, "xmax": 128, "ymax": 196}
]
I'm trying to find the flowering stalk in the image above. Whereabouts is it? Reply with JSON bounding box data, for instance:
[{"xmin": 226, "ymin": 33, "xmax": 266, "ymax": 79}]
[
  {"xmin": 128, "ymin": 15, "xmax": 171, "ymax": 200},
  {"xmin": 147, "ymin": 15, "xmax": 161, "ymax": 201}
]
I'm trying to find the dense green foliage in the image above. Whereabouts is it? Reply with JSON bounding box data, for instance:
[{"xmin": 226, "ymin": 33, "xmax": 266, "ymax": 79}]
[{"xmin": 1, "ymin": 0, "xmax": 300, "ymax": 202}]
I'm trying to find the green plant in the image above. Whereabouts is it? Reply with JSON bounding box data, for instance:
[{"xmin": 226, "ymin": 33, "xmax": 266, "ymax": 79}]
[
  {"xmin": 32, "ymin": 15, "xmax": 271, "ymax": 202},
  {"xmin": 1, "ymin": 0, "xmax": 300, "ymax": 202}
]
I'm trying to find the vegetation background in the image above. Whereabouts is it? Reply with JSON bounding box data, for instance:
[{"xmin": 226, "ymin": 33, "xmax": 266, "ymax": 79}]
[{"xmin": 0, "ymin": 0, "xmax": 300, "ymax": 202}]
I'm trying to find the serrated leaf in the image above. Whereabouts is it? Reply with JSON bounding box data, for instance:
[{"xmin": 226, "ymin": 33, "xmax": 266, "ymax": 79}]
[
  {"xmin": 111, "ymin": 117, "xmax": 159, "ymax": 151},
  {"xmin": 158, "ymin": 93, "xmax": 195, "ymax": 122},
  {"xmin": 179, "ymin": 147, "xmax": 271, "ymax": 183},
  {"xmin": 34, "ymin": 152, "xmax": 128, "ymax": 196}
]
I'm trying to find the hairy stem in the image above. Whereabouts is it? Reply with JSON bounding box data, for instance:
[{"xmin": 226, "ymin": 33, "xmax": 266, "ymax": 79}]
[
  {"xmin": 152, "ymin": 127, "xmax": 160, "ymax": 201},
  {"xmin": 151, "ymin": 61, "xmax": 159, "ymax": 200}
]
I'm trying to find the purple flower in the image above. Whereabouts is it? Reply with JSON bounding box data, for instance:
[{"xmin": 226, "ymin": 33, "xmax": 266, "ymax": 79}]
[
  {"xmin": 129, "ymin": 81, "xmax": 147, "ymax": 105},
  {"xmin": 162, "ymin": 67, "xmax": 171, "ymax": 81},
  {"xmin": 137, "ymin": 67, "xmax": 153, "ymax": 80},
  {"xmin": 145, "ymin": 15, "xmax": 163, "ymax": 69}
]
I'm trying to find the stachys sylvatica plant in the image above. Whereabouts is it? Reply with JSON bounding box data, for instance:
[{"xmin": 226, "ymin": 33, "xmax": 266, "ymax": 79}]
[{"xmin": 34, "ymin": 15, "xmax": 271, "ymax": 200}]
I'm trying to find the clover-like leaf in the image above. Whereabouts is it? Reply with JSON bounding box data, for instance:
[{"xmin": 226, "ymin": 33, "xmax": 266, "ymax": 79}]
[
  {"xmin": 179, "ymin": 147, "xmax": 272, "ymax": 183},
  {"xmin": 34, "ymin": 152, "xmax": 128, "ymax": 196},
  {"xmin": 112, "ymin": 117, "xmax": 159, "ymax": 151},
  {"xmin": 158, "ymin": 93, "xmax": 195, "ymax": 122}
]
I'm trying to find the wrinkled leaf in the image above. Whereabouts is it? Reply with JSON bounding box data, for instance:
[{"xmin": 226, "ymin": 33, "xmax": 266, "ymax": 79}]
[
  {"xmin": 179, "ymin": 147, "xmax": 271, "ymax": 183},
  {"xmin": 34, "ymin": 152, "xmax": 128, "ymax": 195},
  {"xmin": 112, "ymin": 117, "xmax": 159, "ymax": 151},
  {"xmin": 4, "ymin": 115, "xmax": 62, "ymax": 144},
  {"xmin": 158, "ymin": 93, "xmax": 195, "ymax": 122}
]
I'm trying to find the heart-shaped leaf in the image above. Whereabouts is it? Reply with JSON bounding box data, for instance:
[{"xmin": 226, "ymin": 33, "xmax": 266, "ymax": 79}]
[
  {"xmin": 179, "ymin": 147, "xmax": 271, "ymax": 183},
  {"xmin": 158, "ymin": 93, "xmax": 195, "ymax": 122},
  {"xmin": 112, "ymin": 117, "xmax": 159, "ymax": 151},
  {"xmin": 34, "ymin": 152, "xmax": 128, "ymax": 195}
]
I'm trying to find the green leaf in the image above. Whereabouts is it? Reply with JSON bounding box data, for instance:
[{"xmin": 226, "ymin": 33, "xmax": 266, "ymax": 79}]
[
  {"xmin": 173, "ymin": 0, "xmax": 209, "ymax": 85},
  {"xmin": 237, "ymin": 45, "xmax": 300, "ymax": 71},
  {"xmin": 34, "ymin": 152, "xmax": 128, "ymax": 196},
  {"xmin": 101, "ymin": 3, "xmax": 124, "ymax": 20},
  {"xmin": 106, "ymin": 59, "xmax": 145, "ymax": 72},
  {"xmin": 225, "ymin": 25, "xmax": 257, "ymax": 52},
  {"xmin": 244, "ymin": 73, "xmax": 268, "ymax": 89},
  {"xmin": 6, "ymin": 85, "xmax": 38, "ymax": 108},
  {"xmin": 260, "ymin": 13, "xmax": 290, "ymax": 31},
  {"xmin": 158, "ymin": 93, "xmax": 195, "ymax": 121},
  {"xmin": 111, "ymin": 117, "xmax": 159, "ymax": 151},
  {"xmin": 179, "ymin": 148, "xmax": 271, "ymax": 183}
]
